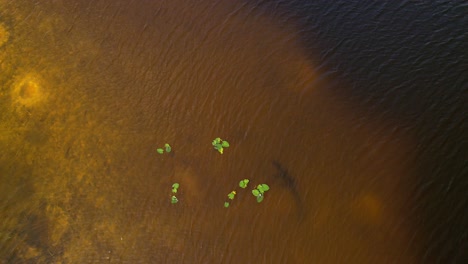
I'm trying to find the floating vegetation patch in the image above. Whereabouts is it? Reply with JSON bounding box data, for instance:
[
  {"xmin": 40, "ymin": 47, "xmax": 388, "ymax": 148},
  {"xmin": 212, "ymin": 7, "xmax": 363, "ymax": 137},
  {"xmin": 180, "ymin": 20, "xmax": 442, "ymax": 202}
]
[
  {"xmin": 212, "ymin": 137, "xmax": 229, "ymax": 154},
  {"xmin": 171, "ymin": 183, "xmax": 179, "ymax": 204},
  {"xmin": 252, "ymin": 184, "xmax": 270, "ymax": 203},
  {"xmin": 165, "ymin": 143, "xmax": 171, "ymax": 153},
  {"xmin": 224, "ymin": 191, "xmax": 236, "ymax": 208},
  {"xmin": 171, "ymin": 183, "xmax": 179, "ymax": 194},
  {"xmin": 227, "ymin": 191, "xmax": 236, "ymax": 200},
  {"xmin": 155, "ymin": 138, "xmax": 272, "ymax": 208},
  {"xmin": 239, "ymin": 179, "xmax": 249, "ymax": 189},
  {"xmin": 157, "ymin": 143, "xmax": 172, "ymax": 154}
]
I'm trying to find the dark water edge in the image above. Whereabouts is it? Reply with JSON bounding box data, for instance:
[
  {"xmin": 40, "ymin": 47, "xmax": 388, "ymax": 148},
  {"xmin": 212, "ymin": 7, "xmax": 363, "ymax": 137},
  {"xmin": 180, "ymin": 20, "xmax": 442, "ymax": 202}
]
[{"xmin": 249, "ymin": 0, "xmax": 467, "ymax": 262}]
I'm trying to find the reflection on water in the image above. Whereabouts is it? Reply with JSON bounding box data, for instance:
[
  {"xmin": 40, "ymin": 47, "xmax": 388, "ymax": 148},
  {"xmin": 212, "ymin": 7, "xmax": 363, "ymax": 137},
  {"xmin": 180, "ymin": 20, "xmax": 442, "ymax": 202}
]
[{"xmin": 1, "ymin": 0, "xmax": 464, "ymax": 263}]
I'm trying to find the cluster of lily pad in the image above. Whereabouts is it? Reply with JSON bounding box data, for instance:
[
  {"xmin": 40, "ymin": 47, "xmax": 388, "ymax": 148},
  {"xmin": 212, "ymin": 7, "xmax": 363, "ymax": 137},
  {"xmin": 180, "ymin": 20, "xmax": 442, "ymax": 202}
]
[
  {"xmin": 224, "ymin": 191, "xmax": 236, "ymax": 208},
  {"xmin": 239, "ymin": 179, "xmax": 249, "ymax": 189},
  {"xmin": 224, "ymin": 179, "xmax": 270, "ymax": 207},
  {"xmin": 252, "ymin": 184, "xmax": 270, "ymax": 203},
  {"xmin": 171, "ymin": 183, "xmax": 179, "ymax": 204},
  {"xmin": 224, "ymin": 179, "xmax": 250, "ymax": 208},
  {"xmin": 212, "ymin": 138, "xmax": 229, "ymax": 154},
  {"xmin": 157, "ymin": 143, "xmax": 171, "ymax": 154},
  {"xmin": 159, "ymin": 138, "xmax": 271, "ymax": 207}
]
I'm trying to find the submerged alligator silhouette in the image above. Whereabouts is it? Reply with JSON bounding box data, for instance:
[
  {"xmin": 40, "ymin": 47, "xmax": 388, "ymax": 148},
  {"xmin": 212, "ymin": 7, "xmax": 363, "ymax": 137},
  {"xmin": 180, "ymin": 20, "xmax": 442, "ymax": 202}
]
[{"xmin": 271, "ymin": 160, "xmax": 305, "ymax": 220}]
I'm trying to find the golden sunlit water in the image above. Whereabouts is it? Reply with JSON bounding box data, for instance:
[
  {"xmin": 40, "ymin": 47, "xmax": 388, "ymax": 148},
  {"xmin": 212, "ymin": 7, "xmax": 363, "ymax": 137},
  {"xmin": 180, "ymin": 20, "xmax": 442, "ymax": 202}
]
[{"xmin": 3, "ymin": 0, "xmax": 459, "ymax": 263}]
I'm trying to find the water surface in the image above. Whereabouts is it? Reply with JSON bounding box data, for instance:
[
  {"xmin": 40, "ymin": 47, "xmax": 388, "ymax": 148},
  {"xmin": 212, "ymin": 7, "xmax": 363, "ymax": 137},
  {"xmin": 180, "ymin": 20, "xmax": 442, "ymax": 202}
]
[{"xmin": 0, "ymin": 0, "xmax": 466, "ymax": 263}]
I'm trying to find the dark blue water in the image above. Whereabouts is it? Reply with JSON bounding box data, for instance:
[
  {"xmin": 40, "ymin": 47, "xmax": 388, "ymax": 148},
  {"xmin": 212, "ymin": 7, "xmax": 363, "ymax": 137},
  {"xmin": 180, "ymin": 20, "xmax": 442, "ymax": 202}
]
[{"xmin": 253, "ymin": 0, "xmax": 467, "ymax": 262}]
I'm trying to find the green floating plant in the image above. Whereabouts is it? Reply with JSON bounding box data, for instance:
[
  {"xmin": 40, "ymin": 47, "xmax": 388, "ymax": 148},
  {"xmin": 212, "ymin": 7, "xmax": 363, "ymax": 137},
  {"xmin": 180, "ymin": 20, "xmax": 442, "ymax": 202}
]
[
  {"xmin": 224, "ymin": 189, "xmax": 239, "ymax": 208},
  {"xmin": 224, "ymin": 179, "xmax": 251, "ymax": 208},
  {"xmin": 239, "ymin": 179, "xmax": 250, "ymax": 189},
  {"xmin": 227, "ymin": 191, "xmax": 236, "ymax": 200},
  {"xmin": 165, "ymin": 143, "xmax": 171, "ymax": 153},
  {"xmin": 252, "ymin": 184, "xmax": 270, "ymax": 203},
  {"xmin": 212, "ymin": 137, "xmax": 230, "ymax": 154},
  {"xmin": 171, "ymin": 183, "xmax": 180, "ymax": 204},
  {"xmin": 172, "ymin": 183, "xmax": 179, "ymax": 193},
  {"xmin": 257, "ymin": 184, "xmax": 270, "ymax": 193},
  {"xmin": 157, "ymin": 143, "xmax": 172, "ymax": 154}
]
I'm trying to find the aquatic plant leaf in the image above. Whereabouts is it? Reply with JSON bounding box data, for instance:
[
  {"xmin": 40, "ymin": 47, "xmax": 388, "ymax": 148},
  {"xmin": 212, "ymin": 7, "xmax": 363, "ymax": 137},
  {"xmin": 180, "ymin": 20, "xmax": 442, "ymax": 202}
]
[
  {"xmin": 221, "ymin": 141, "xmax": 230, "ymax": 148},
  {"xmin": 165, "ymin": 143, "xmax": 171, "ymax": 152},
  {"xmin": 256, "ymin": 195, "xmax": 264, "ymax": 203},
  {"xmin": 257, "ymin": 185, "xmax": 265, "ymax": 193},
  {"xmin": 252, "ymin": 189, "xmax": 260, "ymax": 197},
  {"xmin": 224, "ymin": 202, "xmax": 230, "ymax": 208},
  {"xmin": 171, "ymin": 196, "xmax": 178, "ymax": 204},
  {"xmin": 212, "ymin": 138, "xmax": 221, "ymax": 146},
  {"xmin": 239, "ymin": 181, "xmax": 244, "ymax": 188},
  {"xmin": 239, "ymin": 179, "xmax": 249, "ymax": 188},
  {"xmin": 157, "ymin": 148, "xmax": 164, "ymax": 154},
  {"xmin": 214, "ymin": 143, "xmax": 222, "ymax": 150}
]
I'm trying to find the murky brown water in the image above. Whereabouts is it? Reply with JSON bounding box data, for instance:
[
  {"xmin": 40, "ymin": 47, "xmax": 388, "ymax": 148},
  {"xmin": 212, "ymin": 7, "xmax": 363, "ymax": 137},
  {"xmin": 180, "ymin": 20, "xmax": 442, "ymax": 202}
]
[{"xmin": 2, "ymin": 0, "xmax": 465, "ymax": 263}]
